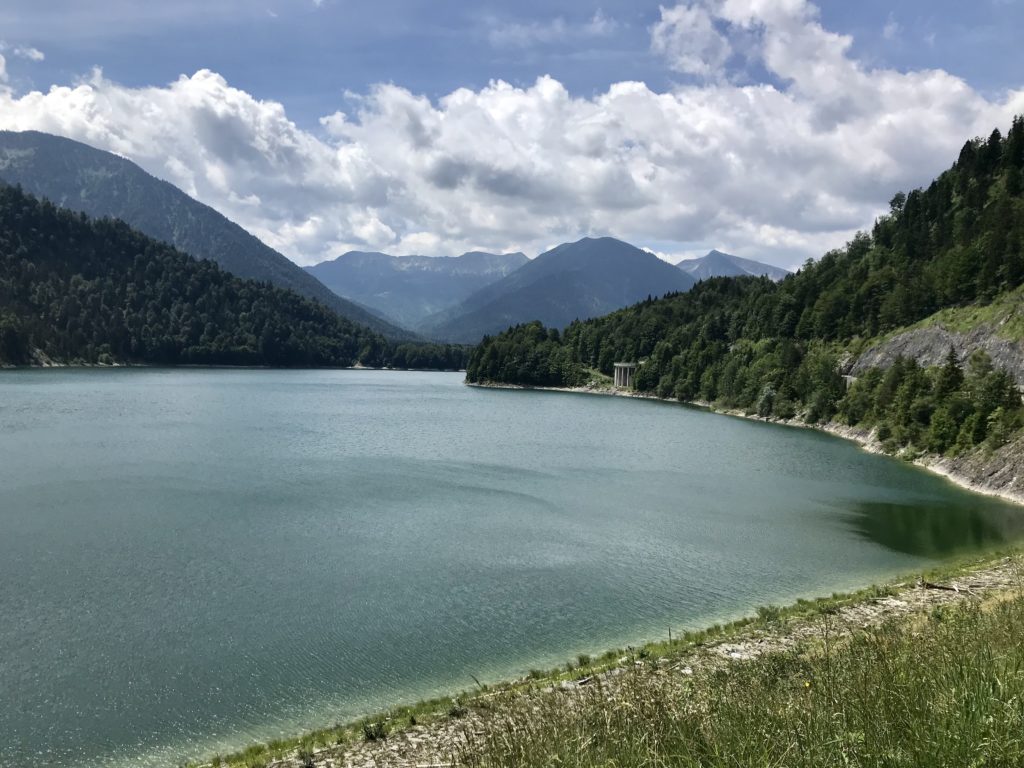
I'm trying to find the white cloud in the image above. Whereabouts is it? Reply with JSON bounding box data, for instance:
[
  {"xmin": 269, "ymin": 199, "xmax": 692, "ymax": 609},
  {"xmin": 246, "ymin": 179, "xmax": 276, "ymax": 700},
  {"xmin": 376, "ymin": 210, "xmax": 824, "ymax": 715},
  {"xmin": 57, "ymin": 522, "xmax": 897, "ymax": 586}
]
[
  {"xmin": 0, "ymin": 54, "xmax": 7, "ymax": 83},
  {"xmin": 486, "ymin": 11, "xmax": 618, "ymax": 48},
  {"xmin": 0, "ymin": 0, "xmax": 1022, "ymax": 271},
  {"xmin": 13, "ymin": 45, "xmax": 45, "ymax": 61},
  {"xmin": 0, "ymin": 41, "xmax": 46, "ymax": 64},
  {"xmin": 651, "ymin": 3, "xmax": 732, "ymax": 79},
  {"xmin": 585, "ymin": 10, "xmax": 619, "ymax": 37},
  {"xmin": 882, "ymin": 14, "xmax": 900, "ymax": 42}
]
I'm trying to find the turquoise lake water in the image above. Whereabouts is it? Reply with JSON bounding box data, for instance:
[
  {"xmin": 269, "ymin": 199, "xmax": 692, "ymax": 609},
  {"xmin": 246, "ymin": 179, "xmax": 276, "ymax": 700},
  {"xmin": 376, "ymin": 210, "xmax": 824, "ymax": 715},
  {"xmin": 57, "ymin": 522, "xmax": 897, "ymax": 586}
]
[{"xmin": 1, "ymin": 369, "xmax": 1021, "ymax": 767}]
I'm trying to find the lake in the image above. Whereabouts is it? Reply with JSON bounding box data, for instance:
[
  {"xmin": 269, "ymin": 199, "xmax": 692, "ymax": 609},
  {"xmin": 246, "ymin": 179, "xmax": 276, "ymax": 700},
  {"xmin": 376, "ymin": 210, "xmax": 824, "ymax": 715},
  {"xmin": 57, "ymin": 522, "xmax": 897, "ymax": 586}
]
[{"xmin": 1, "ymin": 369, "xmax": 1021, "ymax": 767}]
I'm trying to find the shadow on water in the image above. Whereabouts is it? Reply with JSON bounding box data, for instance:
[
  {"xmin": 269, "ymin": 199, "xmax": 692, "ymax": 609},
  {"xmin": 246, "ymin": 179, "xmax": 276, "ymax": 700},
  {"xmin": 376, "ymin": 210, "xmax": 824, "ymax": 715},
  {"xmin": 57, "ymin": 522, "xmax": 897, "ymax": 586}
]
[{"xmin": 851, "ymin": 500, "xmax": 1024, "ymax": 557}]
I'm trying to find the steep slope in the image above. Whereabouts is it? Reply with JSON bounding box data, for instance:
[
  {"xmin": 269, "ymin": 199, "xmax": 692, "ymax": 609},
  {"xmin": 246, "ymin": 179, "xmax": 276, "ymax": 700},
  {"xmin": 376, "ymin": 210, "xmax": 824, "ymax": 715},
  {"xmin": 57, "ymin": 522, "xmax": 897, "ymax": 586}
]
[
  {"xmin": 423, "ymin": 237, "xmax": 696, "ymax": 343},
  {"xmin": 0, "ymin": 130, "xmax": 412, "ymax": 339},
  {"xmin": 305, "ymin": 250, "xmax": 528, "ymax": 329},
  {"xmin": 0, "ymin": 185, "xmax": 387, "ymax": 367},
  {"xmin": 848, "ymin": 284, "xmax": 1024, "ymax": 385},
  {"xmin": 678, "ymin": 250, "xmax": 791, "ymax": 281}
]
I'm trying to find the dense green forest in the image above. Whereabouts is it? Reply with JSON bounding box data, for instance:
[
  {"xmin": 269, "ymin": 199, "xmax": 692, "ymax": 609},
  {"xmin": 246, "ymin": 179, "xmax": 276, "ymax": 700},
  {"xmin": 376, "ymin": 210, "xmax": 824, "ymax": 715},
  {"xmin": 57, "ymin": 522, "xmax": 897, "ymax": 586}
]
[
  {"xmin": 0, "ymin": 185, "xmax": 467, "ymax": 369},
  {"xmin": 467, "ymin": 117, "xmax": 1024, "ymax": 456},
  {"xmin": 0, "ymin": 130, "xmax": 414, "ymax": 339}
]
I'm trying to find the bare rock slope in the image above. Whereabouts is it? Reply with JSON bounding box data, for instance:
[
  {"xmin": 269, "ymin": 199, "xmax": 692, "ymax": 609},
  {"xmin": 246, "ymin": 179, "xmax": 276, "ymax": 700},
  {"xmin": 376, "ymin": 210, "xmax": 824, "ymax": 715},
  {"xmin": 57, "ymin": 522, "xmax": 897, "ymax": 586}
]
[{"xmin": 851, "ymin": 323, "xmax": 1024, "ymax": 385}]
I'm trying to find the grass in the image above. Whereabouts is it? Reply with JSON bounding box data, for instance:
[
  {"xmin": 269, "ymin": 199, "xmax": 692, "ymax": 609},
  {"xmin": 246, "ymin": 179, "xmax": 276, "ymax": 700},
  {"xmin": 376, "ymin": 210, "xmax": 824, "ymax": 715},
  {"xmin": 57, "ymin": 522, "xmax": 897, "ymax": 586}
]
[
  {"xmin": 860, "ymin": 284, "xmax": 1024, "ymax": 350},
  {"xmin": 459, "ymin": 591, "xmax": 1024, "ymax": 767},
  {"xmin": 915, "ymin": 284, "xmax": 1024, "ymax": 341},
  {"xmin": 190, "ymin": 549, "xmax": 1022, "ymax": 768},
  {"xmin": 582, "ymin": 367, "xmax": 614, "ymax": 387}
]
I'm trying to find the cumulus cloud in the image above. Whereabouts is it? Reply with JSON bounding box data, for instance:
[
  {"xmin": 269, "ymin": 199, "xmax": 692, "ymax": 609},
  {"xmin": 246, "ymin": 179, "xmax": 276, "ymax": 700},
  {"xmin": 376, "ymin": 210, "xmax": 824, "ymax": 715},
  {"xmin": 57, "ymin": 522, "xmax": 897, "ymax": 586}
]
[
  {"xmin": 651, "ymin": 3, "xmax": 732, "ymax": 79},
  {"xmin": 0, "ymin": 0, "xmax": 1022, "ymax": 269}
]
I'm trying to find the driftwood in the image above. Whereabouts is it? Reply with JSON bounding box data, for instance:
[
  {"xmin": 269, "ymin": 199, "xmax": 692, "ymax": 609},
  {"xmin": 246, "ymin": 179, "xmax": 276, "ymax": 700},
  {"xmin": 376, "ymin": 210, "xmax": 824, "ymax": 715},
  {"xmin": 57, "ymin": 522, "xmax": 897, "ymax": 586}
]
[
  {"xmin": 920, "ymin": 580, "xmax": 960, "ymax": 592},
  {"xmin": 918, "ymin": 579, "xmax": 991, "ymax": 596}
]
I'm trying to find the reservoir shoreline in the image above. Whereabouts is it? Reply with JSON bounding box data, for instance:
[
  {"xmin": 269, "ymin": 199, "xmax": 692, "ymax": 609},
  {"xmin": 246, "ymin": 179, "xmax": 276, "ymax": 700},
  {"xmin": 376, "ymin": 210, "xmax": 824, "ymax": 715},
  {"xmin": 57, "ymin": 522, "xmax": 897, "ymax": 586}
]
[
  {"xmin": 467, "ymin": 381, "xmax": 1024, "ymax": 506},
  {"xmin": 5, "ymin": 370, "xmax": 1021, "ymax": 768},
  {"xmin": 201, "ymin": 549, "xmax": 1024, "ymax": 768}
]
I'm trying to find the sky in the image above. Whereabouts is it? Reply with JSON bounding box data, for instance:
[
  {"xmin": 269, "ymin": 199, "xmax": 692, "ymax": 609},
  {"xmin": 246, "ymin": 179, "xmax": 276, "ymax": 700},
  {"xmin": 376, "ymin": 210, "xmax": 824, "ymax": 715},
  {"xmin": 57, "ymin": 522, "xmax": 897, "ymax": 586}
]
[{"xmin": 1, "ymin": 0, "xmax": 1023, "ymax": 270}]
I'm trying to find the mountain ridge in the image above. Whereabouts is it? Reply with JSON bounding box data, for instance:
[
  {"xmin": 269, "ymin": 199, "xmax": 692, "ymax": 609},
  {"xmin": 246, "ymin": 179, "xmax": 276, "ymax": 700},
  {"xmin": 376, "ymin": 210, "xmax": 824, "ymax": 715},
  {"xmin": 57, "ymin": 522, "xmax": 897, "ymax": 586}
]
[
  {"xmin": 677, "ymin": 250, "xmax": 791, "ymax": 281},
  {"xmin": 0, "ymin": 130, "xmax": 414, "ymax": 339},
  {"xmin": 305, "ymin": 249, "xmax": 527, "ymax": 329},
  {"xmin": 421, "ymin": 236, "xmax": 697, "ymax": 343}
]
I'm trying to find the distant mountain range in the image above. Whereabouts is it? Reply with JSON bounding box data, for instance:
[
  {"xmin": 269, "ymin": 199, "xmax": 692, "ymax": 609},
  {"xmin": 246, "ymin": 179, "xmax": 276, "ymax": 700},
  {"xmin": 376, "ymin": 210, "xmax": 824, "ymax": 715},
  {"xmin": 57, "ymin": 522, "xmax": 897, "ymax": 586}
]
[
  {"xmin": 677, "ymin": 250, "xmax": 791, "ymax": 281},
  {"xmin": 305, "ymin": 250, "xmax": 528, "ymax": 329},
  {"xmin": 0, "ymin": 130, "xmax": 412, "ymax": 339},
  {"xmin": 304, "ymin": 242, "xmax": 790, "ymax": 344},
  {"xmin": 418, "ymin": 237, "xmax": 697, "ymax": 343}
]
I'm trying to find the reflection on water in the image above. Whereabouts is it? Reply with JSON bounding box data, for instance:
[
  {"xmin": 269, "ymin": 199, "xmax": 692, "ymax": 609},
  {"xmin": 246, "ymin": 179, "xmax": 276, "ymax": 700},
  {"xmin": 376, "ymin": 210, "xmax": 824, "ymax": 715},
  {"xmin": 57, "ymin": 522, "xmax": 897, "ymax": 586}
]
[{"xmin": 852, "ymin": 500, "xmax": 1024, "ymax": 557}]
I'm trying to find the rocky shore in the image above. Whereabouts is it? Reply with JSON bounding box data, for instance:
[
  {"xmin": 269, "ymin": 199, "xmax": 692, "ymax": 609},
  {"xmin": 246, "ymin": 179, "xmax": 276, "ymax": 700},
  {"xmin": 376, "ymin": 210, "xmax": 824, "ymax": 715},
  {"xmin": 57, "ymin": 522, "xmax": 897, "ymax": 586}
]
[{"xmin": 206, "ymin": 552, "xmax": 1024, "ymax": 768}]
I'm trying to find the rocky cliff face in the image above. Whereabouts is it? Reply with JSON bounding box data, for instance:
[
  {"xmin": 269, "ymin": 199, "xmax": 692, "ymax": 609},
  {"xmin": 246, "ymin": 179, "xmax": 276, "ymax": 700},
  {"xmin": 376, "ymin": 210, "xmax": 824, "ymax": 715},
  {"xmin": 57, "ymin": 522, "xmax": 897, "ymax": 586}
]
[
  {"xmin": 821, "ymin": 423, "xmax": 1024, "ymax": 505},
  {"xmin": 850, "ymin": 324, "xmax": 1024, "ymax": 386},
  {"xmin": 921, "ymin": 432, "xmax": 1024, "ymax": 505}
]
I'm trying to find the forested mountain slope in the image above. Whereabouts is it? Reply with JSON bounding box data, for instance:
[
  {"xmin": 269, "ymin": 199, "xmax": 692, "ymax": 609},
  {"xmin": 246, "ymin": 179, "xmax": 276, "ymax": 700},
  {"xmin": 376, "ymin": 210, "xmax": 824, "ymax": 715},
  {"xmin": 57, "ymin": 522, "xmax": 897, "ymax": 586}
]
[
  {"xmin": 0, "ymin": 185, "xmax": 466, "ymax": 368},
  {"xmin": 0, "ymin": 130, "xmax": 413, "ymax": 339},
  {"xmin": 467, "ymin": 118, "xmax": 1024, "ymax": 458}
]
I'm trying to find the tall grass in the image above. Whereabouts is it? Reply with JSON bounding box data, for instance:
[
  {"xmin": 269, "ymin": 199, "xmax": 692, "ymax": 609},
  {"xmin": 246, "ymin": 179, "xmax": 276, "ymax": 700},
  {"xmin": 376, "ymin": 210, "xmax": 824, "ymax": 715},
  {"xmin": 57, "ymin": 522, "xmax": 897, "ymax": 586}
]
[{"xmin": 459, "ymin": 595, "xmax": 1024, "ymax": 767}]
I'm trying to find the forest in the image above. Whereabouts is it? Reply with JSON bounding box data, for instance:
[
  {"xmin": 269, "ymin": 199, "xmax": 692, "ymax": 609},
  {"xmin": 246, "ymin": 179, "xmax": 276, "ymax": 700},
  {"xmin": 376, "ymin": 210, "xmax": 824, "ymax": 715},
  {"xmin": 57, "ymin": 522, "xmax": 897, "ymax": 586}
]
[
  {"xmin": 0, "ymin": 184, "xmax": 468, "ymax": 369},
  {"xmin": 467, "ymin": 117, "xmax": 1024, "ymax": 457}
]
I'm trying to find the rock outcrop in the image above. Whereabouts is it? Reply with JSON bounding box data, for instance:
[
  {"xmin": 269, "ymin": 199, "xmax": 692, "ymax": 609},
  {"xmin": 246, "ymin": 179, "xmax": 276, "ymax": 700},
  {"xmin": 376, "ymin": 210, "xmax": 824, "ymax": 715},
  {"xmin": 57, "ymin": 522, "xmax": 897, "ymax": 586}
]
[
  {"xmin": 850, "ymin": 324, "xmax": 1024, "ymax": 386},
  {"xmin": 923, "ymin": 432, "xmax": 1024, "ymax": 505}
]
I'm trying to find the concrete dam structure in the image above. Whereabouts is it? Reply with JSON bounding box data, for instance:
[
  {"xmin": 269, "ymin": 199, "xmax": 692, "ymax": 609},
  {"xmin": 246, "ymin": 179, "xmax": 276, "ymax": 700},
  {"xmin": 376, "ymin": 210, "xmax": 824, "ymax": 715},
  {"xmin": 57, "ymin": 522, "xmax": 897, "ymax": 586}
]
[{"xmin": 613, "ymin": 362, "xmax": 637, "ymax": 389}]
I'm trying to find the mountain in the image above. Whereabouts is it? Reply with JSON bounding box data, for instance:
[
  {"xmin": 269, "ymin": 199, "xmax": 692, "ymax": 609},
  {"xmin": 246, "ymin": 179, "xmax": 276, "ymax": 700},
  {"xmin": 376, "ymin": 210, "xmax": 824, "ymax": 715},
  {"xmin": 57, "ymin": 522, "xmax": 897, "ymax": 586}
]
[
  {"xmin": 305, "ymin": 250, "xmax": 528, "ymax": 329},
  {"xmin": 0, "ymin": 184, "xmax": 469, "ymax": 369},
  {"xmin": 0, "ymin": 130, "xmax": 412, "ymax": 339},
  {"xmin": 0, "ymin": 184, "xmax": 388, "ymax": 367},
  {"xmin": 677, "ymin": 250, "xmax": 791, "ymax": 281},
  {"xmin": 422, "ymin": 237, "xmax": 697, "ymax": 343}
]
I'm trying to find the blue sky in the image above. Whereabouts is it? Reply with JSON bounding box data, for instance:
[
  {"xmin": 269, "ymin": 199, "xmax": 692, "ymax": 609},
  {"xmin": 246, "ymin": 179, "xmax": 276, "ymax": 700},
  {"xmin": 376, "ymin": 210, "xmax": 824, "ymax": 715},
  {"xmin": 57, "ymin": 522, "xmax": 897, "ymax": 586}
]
[
  {"xmin": 1, "ymin": 1, "xmax": 1023, "ymax": 267},
  {"xmin": 5, "ymin": 1, "xmax": 1023, "ymax": 125}
]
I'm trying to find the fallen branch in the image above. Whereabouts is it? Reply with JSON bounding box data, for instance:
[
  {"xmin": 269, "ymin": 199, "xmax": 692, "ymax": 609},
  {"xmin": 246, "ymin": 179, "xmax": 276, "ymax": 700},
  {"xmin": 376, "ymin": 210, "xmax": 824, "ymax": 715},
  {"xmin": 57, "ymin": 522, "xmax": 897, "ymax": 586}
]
[{"xmin": 919, "ymin": 580, "xmax": 959, "ymax": 592}]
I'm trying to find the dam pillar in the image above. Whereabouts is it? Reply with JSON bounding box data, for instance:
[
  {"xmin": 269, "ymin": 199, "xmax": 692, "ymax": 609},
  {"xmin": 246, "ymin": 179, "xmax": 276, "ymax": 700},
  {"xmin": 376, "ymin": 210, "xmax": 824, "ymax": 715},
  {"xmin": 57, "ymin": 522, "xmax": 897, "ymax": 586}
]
[{"xmin": 614, "ymin": 362, "xmax": 637, "ymax": 389}]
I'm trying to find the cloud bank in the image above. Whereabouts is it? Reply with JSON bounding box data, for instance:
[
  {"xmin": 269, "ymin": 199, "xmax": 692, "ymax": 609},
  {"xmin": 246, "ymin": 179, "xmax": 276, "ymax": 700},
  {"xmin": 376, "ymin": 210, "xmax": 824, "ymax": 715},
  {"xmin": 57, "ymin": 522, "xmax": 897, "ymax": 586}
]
[{"xmin": 0, "ymin": 0, "xmax": 1022, "ymax": 268}]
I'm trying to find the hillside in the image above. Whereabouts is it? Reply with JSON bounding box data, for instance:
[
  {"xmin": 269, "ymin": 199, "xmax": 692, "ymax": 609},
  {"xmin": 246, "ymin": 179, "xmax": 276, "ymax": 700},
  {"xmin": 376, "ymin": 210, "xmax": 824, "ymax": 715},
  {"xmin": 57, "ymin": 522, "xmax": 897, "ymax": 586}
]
[
  {"xmin": 0, "ymin": 185, "xmax": 467, "ymax": 368},
  {"xmin": 0, "ymin": 130, "xmax": 412, "ymax": 339},
  {"xmin": 678, "ymin": 250, "xmax": 791, "ymax": 281},
  {"xmin": 423, "ymin": 237, "xmax": 696, "ymax": 343},
  {"xmin": 305, "ymin": 249, "xmax": 527, "ymax": 329},
  {"xmin": 467, "ymin": 117, "xmax": 1024, "ymax": 459}
]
